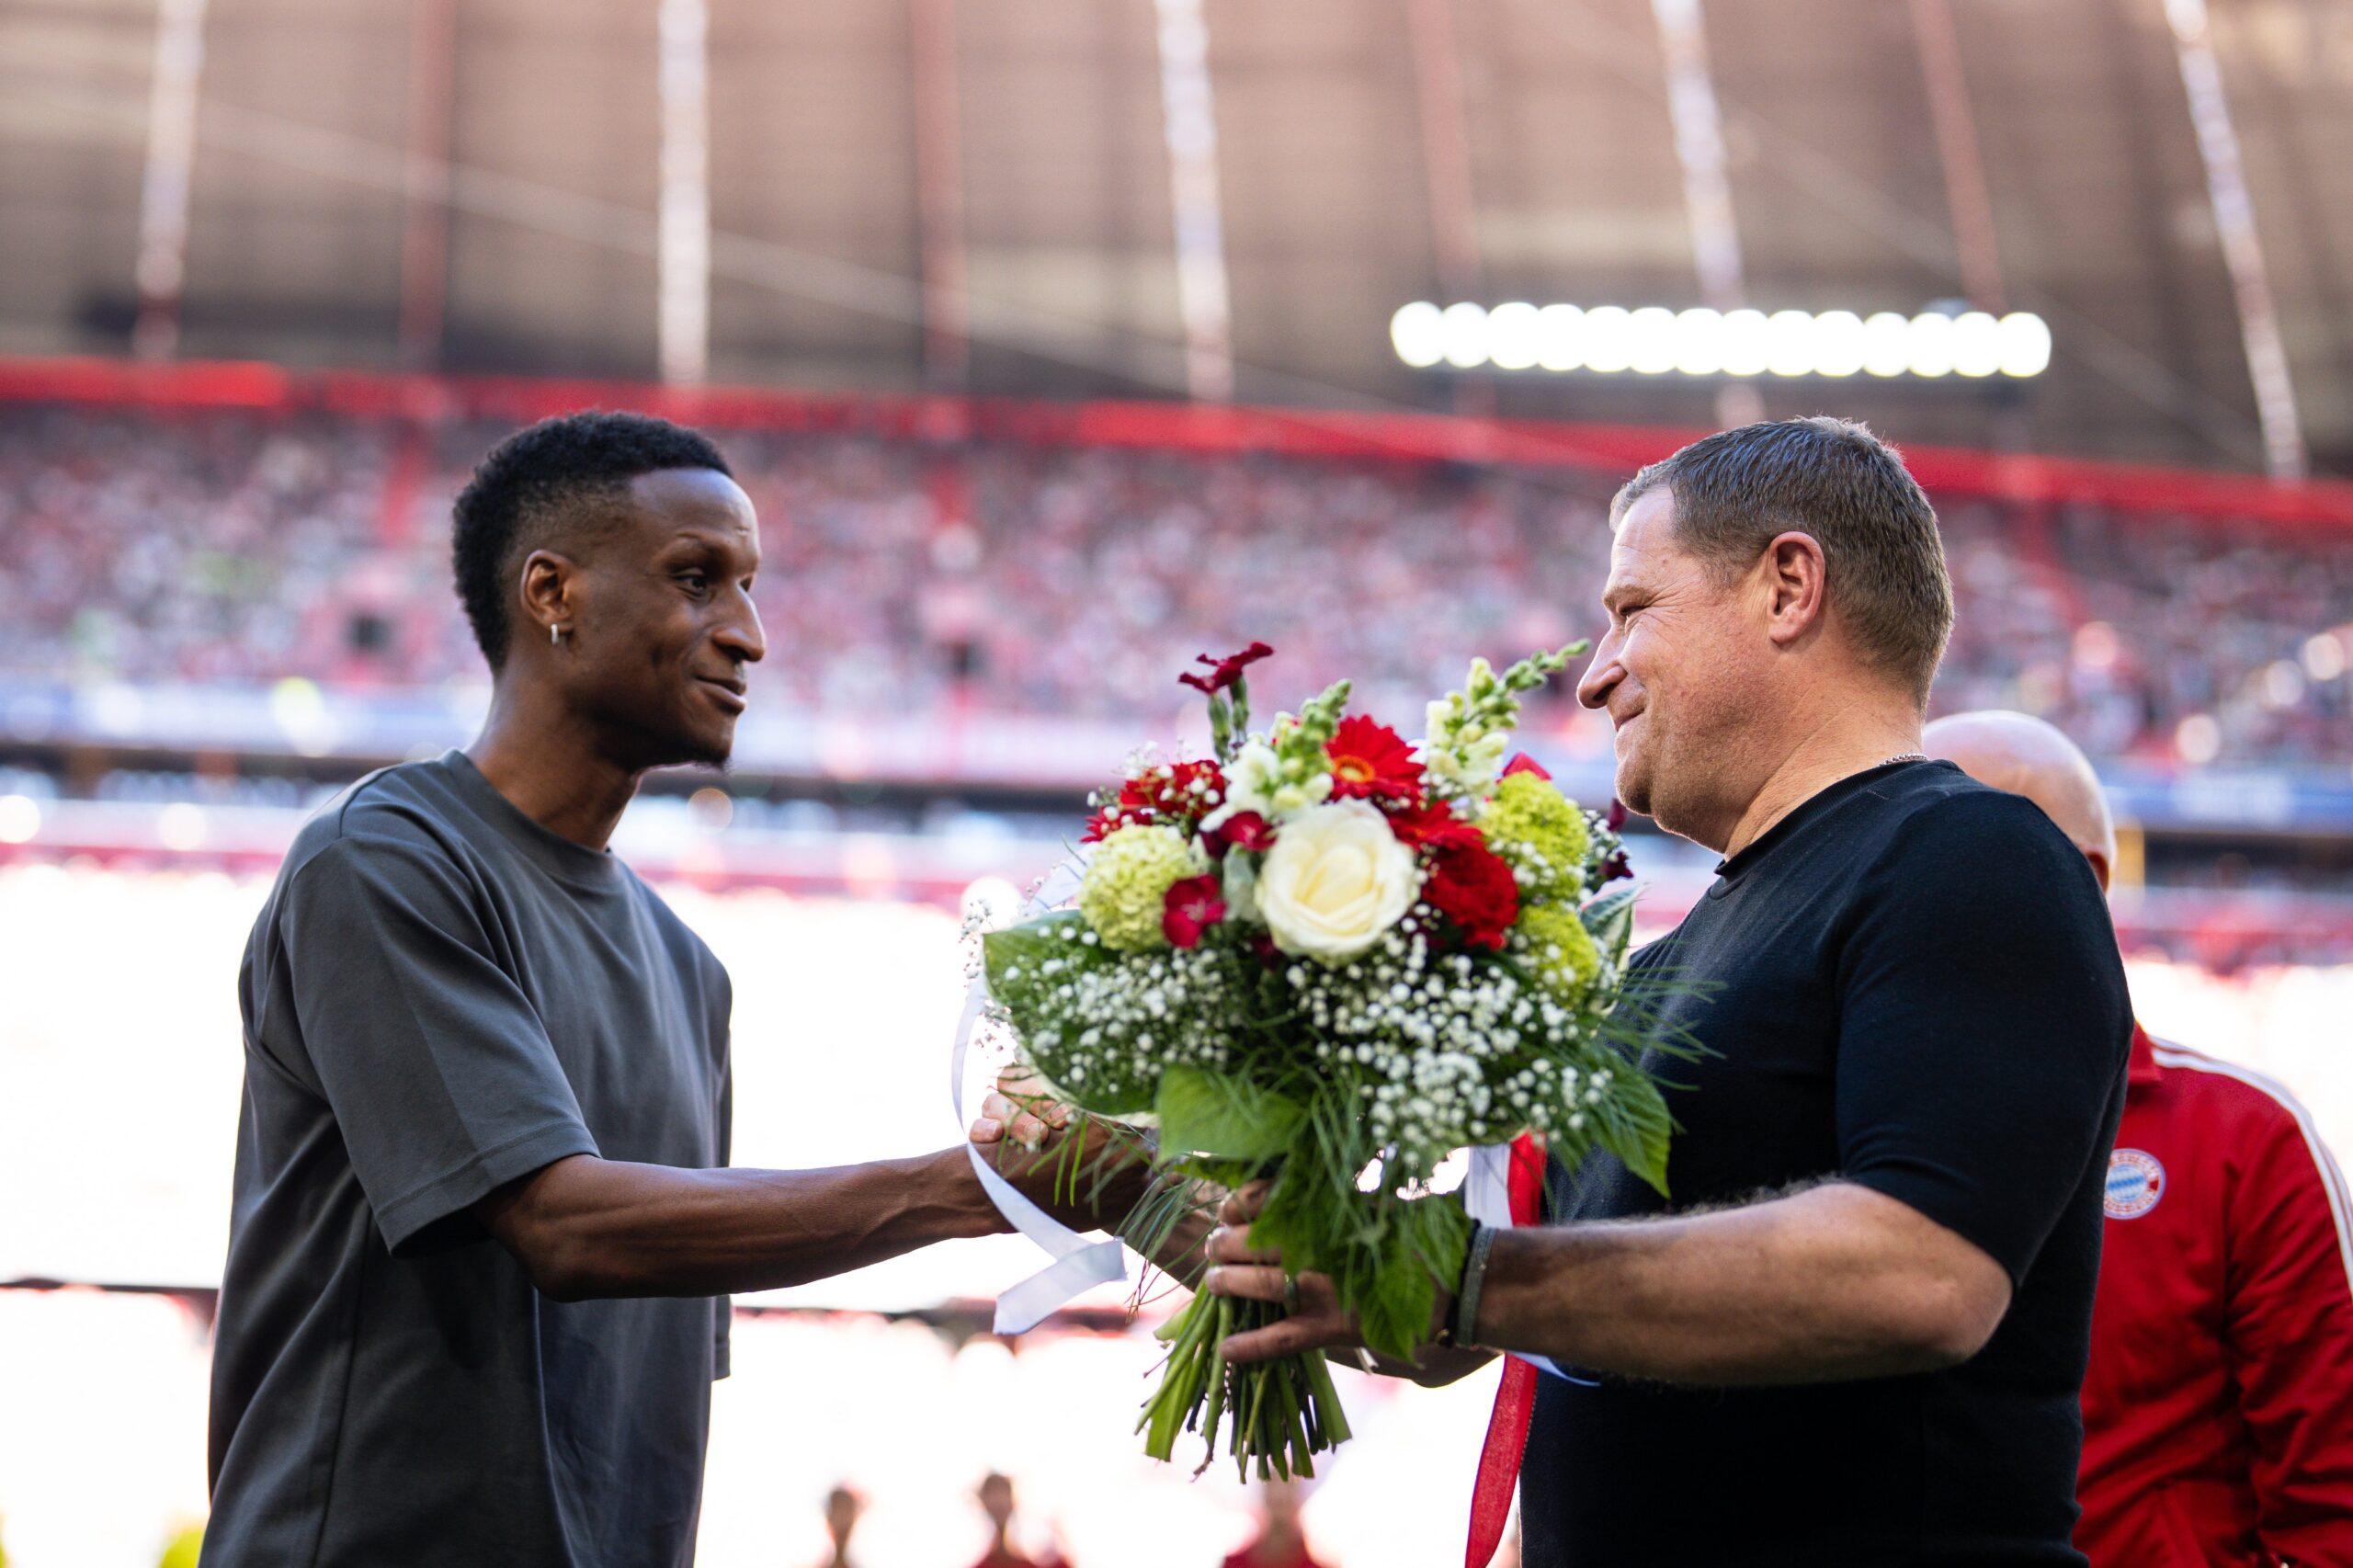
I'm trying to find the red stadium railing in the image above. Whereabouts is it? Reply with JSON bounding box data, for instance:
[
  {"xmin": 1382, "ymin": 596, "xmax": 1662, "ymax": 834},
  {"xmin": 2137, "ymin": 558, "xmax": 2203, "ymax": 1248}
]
[{"xmin": 4, "ymin": 354, "xmax": 2351, "ymax": 529}]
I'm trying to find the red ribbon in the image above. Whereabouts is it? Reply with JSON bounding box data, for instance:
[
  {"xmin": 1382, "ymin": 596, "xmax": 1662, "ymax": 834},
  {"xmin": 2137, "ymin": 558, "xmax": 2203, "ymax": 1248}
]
[{"xmin": 1465, "ymin": 1133, "xmax": 1546, "ymax": 1568}]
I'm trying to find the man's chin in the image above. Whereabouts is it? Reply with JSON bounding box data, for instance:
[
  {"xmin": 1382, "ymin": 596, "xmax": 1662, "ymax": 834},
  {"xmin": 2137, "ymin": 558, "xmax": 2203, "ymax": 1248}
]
[
  {"xmin": 641, "ymin": 721, "xmax": 736, "ymax": 773},
  {"xmin": 680, "ymin": 729, "xmax": 736, "ymax": 771},
  {"xmin": 1611, "ymin": 758, "xmax": 1650, "ymax": 819}
]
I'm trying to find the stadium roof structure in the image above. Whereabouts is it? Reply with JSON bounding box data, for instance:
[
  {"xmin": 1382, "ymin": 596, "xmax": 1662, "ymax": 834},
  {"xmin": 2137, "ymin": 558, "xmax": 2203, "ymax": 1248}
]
[{"xmin": 1, "ymin": 0, "xmax": 2349, "ymax": 476}]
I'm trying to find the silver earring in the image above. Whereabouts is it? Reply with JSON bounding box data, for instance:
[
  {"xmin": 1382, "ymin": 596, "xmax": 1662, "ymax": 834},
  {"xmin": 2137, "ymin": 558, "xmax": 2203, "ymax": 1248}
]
[{"xmin": 551, "ymin": 624, "xmax": 563, "ymax": 645}]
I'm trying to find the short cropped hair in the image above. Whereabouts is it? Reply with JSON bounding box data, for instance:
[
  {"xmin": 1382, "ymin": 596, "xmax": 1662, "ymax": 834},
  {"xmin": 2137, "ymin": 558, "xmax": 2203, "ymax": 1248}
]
[
  {"xmin": 1612, "ymin": 416, "xmax": 1953, "ymax": 704},
  {"xmin": 451, "ymin": 411, "xmax": 733, "ymax": 670}
]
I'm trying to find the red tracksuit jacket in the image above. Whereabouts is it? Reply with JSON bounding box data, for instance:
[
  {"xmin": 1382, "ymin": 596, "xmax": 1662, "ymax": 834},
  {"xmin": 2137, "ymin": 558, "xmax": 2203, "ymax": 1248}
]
[{"xmin": 2076, "ymin": 1025, "xmax": 2353, "ymax": 1566}]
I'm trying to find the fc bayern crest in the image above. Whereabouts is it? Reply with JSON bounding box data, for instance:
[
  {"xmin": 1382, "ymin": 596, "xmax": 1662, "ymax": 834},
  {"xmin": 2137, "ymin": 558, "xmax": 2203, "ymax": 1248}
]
[{"xmin": 2105, "ymin": 1148, "xmax": 2166, "ymax": 1220}]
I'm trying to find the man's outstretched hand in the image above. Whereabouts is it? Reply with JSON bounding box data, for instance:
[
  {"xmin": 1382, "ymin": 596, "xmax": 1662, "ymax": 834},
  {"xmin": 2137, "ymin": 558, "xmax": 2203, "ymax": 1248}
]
[
  {"xmin": 968, "ymin": 1065, "xmax": 1151, "ymax": 1233},
  {"xmin": 969, "ymin": 1063, "xmax": 1070, "ymax": 1151},
  {"xmin": 970, "ymin": 1066, "xmax": 1230, "ymax": 1282}
]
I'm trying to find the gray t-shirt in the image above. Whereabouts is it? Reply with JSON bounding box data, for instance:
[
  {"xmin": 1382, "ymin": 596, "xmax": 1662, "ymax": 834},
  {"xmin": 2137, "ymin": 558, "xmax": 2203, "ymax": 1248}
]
[{"xmin": 204, "ymin": 752, "xmax": 733, "ymax": 1567}]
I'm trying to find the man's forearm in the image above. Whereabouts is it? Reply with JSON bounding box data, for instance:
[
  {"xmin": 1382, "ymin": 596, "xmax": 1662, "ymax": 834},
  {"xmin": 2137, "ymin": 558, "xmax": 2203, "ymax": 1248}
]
[
  {"xmin": 487, "ymin": 1148, "xmax": 1011, "ymax": 1300},
  {"xmin": 1469, "ymin": 1183, "xmax": 2010, "ymax": 1386}
]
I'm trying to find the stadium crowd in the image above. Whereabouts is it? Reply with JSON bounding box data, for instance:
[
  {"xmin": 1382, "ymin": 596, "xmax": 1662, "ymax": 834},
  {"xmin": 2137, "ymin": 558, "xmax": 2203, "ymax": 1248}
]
[{"xmin": 2, "ymin": 405, "xmax": 2348, "ymax": 768}]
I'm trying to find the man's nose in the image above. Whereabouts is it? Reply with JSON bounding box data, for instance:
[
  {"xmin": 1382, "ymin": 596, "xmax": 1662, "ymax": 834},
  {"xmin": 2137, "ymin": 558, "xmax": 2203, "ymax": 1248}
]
[
  {"xmin": 1576, "ymin": 632, "xmax": 1622, "ymax": 711},
  {"xmin": 716, "ymin": 593, "xmax": 767, "ymax": 665}
]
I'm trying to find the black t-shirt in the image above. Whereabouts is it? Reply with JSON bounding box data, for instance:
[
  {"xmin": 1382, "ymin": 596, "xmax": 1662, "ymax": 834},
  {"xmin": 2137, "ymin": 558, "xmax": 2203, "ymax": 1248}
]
[
  {"xmin": 204, "ymin": 753, "xmax": 733, "ymax": 1568},
  {"xmin": 1520, "ymin": 761, "xmax": 2131, "ymax": 1568}
]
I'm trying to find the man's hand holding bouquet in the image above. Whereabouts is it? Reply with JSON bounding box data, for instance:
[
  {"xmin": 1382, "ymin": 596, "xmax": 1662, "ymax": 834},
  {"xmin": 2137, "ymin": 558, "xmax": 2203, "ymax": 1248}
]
[{"xmin": 971, "ymin": 642, "xmax": 1693, "ymax": 1479}]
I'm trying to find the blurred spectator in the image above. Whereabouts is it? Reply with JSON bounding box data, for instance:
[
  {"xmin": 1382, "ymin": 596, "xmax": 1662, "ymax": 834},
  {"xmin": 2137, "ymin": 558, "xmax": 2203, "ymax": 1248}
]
[
  {"xmin": 1, "ymin": 405, "xmax": 2347, "ymax": 768},
  {"xmin": 970, "ymin": 1472, "xmax": 1035, "ymax": 1568},
  {"xmin": 819, "ymin": 1485, "xmax": 861, "ymax": 1568},
  {"xmin": 1221, "ymin": 1483, "xmax": 1324, "ymax": 1568}
]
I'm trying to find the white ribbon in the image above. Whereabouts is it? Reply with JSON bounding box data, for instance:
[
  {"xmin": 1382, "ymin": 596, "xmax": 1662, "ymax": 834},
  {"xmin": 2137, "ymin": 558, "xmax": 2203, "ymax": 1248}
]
[
  {"xmin": 954, "ymin": 862, "xmax": 1128, "ymax": 1335},
  {"xmin": 1461, "ymin": 1142, "xmax": 1594, "ymax": 1384}
]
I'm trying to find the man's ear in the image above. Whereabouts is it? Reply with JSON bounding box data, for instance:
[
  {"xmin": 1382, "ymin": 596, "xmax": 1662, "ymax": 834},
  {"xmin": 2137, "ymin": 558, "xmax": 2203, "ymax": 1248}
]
[
  {"xmin": 517, "ymin": 549, "xmax": 579, "ymax": 644},
  {"xmin": 1761, "ymin": 530, "xmax": 1829, "ymax": 649},
  {"xmin": 2083, "ymin": 847, "xmax": 2112, "ymax": 896}
]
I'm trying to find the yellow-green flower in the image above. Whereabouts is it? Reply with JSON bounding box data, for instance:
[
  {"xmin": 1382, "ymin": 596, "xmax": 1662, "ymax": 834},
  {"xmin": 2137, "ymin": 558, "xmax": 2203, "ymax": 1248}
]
[
  {"xmin": 1514, "ymin": 903, "xmax": 1602, "ymax": 1006},
  {"xmin": 1480, "ymin": 772, "xmax": 1591, "ymax": 902},
  {"xmin": 1078, "ymin": 824, "xmax": 1203, "ymax": 951}
]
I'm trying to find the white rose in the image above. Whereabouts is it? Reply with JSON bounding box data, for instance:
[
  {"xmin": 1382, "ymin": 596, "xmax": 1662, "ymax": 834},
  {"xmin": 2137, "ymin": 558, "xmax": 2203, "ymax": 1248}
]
[{"xmin": 1256, "ymin": 800, "xmax": 1420, "ymax": 965}]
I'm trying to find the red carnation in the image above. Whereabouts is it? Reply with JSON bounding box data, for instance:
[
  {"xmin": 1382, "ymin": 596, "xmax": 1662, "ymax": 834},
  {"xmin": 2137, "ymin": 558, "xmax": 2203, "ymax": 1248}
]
[
  {"xmin": 1162, "ymin": 874, "xmax": 1228, "ymax": 949},
  {"xmin": 1083, "ymin": 759, "xmax": 1228, "ymax": 843},
  {"xmin": 1202, "ymin": 809, "xmax": 1276, "ymax": 859},
  {"xmin": 1503, "ymin": 753, "xmax": 1552, "ymax": 781},
  {"xmin": 1178, "ymin": 641, "xmax": 1276, "ymax": 696},
  {"xmin": 1326, "ymin": 715, "xmax": 1424, "ymax": 801},
  {"xmin": 1423, "ymin": 829, "xmax": 1520, "ymax": 951}
]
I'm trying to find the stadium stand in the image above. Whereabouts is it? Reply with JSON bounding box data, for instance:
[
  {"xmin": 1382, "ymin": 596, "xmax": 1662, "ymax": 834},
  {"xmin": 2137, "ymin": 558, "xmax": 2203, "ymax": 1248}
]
[{"xmin": 5, "ymin": 397, "xmax": 2350, "ymax": 771}]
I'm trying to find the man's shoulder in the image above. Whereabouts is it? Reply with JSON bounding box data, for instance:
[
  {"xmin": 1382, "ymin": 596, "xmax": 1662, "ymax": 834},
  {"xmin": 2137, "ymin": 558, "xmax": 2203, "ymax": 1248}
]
[
  {"xmin": 1863, "ymin": 763, "xmax": 2094, "ymax": 886},
  {"xmin": 2142, "ymin": 1039, "xmax": 2326, "ymax": 1142},
  {"xmin": 278, "ymin": 757, "xmax": 479, "ymax": 888}
]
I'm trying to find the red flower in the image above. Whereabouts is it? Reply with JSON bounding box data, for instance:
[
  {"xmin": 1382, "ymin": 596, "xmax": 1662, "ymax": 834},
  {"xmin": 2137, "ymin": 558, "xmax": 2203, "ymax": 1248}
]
[
  {"xmin": 1162, "ymin": 874, "xmax": 1228, "ymax": 949},
  {"xmin": 1381, "ymin": 795, "xmax": 1471, "ymax": 849},
  {"xmin": 1605, "ymin": 798, "xmax": 1628, "ymax": 831},
  {"xmin": 1202, "ymin": 809, "xmax": 1276, "ymax": 859},
  {"xmin": 1178, "ymin": 641, "xmax": 1276, "ymax": 696},
  {"xmin": 1503, "ymin": 753, "xmax": 1552, "ymax": 781},
  {"xmin": 1326, "ymin": 715, "xmax": 1423, "ymax": 801},
  {"xmin": 1083, "ymin": 759, "xmax": 1227, "ymax": 843},
  {"xmin": 1423, "ymin": 830, "xmax": 1520, "ymax": 951}
]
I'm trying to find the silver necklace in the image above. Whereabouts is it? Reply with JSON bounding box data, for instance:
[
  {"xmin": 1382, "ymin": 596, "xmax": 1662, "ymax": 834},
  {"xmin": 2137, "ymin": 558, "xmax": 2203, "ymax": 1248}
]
[{"xmin": 1881, "ymin": 752, "xmax": 1927, "ymax": 767}]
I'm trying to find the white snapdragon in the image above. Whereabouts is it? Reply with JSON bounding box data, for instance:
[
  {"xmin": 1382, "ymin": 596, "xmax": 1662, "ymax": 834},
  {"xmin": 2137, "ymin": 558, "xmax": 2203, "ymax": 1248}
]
[
  {"xmin": 1201, "ymin": 741, "xmax": 1282, "ymax": 831},
  {"xmin": 1421, "ymin": 705, "xmax": 1510, "ymax": 793},
  {"xmin": 1202, "ymin": 738, "xmax": 1335, "ymax": 831},
  {"xmin": 1420, "ymin": 648, "xmax": 1575, "ymax": 798}
]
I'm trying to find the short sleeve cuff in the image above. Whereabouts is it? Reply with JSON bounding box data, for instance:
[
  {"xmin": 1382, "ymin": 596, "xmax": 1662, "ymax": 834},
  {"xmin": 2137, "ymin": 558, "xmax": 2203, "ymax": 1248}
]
[
  {"xmin": 1844, "ymin": 1165, "xmax": 2033, "ymax": 1290},
  {"xmin": 374, "ymin": 1120, "xmax": 600, "ymax": 1255}
]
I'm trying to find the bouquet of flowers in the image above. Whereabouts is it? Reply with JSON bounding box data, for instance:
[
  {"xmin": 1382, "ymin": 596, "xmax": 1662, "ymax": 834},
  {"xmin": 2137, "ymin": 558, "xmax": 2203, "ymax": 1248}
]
[{"xmin": 980, "ymin": 642, "xmax": 1689, "ymax": 1479}]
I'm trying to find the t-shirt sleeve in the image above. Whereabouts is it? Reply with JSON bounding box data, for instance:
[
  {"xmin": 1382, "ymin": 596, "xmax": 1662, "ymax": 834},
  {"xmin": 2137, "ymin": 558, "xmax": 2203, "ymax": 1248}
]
[
  {"xmin": 278, "ymin": 833, "xmax": 599, "ymax": 1253},
  {"xmin": 1834, "ymin": 790, "xmax": 2131, "ymax": 1287}
]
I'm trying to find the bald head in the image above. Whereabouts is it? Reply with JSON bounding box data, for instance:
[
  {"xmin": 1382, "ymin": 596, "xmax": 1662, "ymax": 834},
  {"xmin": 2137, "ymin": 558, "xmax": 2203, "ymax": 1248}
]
[{"xmin": 1922, "ymin": 710, "xmax": 2115, "ymax": 891}]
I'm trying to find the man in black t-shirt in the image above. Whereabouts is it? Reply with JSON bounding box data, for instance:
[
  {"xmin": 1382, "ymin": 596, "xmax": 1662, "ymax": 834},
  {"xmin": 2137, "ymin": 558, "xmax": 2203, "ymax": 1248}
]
[
  {"xmin": 203, "ymin": 414, "xmax": 1131, "ymax": 1567},
  {"xmin": 1204, "ymin": 418, "xmax": 2131, "ymax": 1565}
]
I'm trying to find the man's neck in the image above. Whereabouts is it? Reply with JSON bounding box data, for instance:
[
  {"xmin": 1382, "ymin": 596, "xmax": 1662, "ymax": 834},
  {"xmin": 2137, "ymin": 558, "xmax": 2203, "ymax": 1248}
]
[
  {"xmin": 1718, "ymin": 699, "xmax": 1923, "ymax": 860},
  {"xmin": 466, "ymin": 685, "xmax": 641, "ymax": 851}
]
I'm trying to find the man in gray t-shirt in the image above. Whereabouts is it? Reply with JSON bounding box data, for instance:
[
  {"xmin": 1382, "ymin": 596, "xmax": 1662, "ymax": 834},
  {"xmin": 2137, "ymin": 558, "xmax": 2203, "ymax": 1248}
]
[{"xmin": 204, "ymin": 414, "xmax": 1122, "ymax": 1567}]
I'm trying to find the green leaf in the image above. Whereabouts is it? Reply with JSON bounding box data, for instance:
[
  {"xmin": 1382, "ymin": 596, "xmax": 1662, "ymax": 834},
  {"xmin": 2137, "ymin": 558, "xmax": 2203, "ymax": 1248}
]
[
  {"xmin": 1351, "ymin": 1223, "xmax": 1436, "ymax": 1362},
  {"xmin": 982, "ymin": 911, "xmax": 1095, "ymax": 1007},
  {"xmin": 1581, "ymin": 882, "xmax": 1640, "ymax": 968},
  {"xmin": 1155, "ymin": 1066, "xmax": 1305, "ymax": 1162},
  {"xmin": 1597, "ymin": 1071, "xmax": 1675, "ymax": 1199}
]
